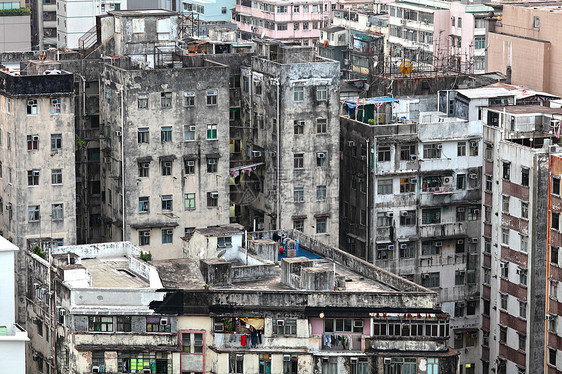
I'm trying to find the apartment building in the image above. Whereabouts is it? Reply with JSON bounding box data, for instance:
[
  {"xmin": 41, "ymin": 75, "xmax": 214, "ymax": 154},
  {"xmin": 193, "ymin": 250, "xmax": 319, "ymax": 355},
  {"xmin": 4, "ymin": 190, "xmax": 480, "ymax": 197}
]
[
  {"xmin": 25, "ymin": 241, "xmax": 174, "ymax": 374},
  {"xmin": 388, "ymin": 0, "xmax": 491, "ymax": 74},
  {"xmin": 232, "ymin": 0, "xmax": 331, "ymax": 45},
  {"xmin": 0, "ymin": 59, "xmax": 77, "ymax": 323},
  {"xmin": 0, "ymin": 0, "xmax": 31, "ymax": 52},
  {"xmin": 0, "ymin": 236, "xmax": 28, "ymax": 374},
  {"xmin": 182, "ymin": 0, "xmax": 234, "ymax": 22},
  {"xmin": 152, "ymin": 229, "xmax": 459, "ymax": 373},
  {"xmin": 488, "ymin": 2, "xmax": 562, "ymax": 97},
  {"xmin": 236, "ymin": 40, "xmax": 340, "ymax": 247},
  {"xmin": 339, "ymin": 98, "xmax": 483, "ymax": 372},
  {"xmin": 480, "ymin": 104, "xmax": 562, "ymax": 374}
]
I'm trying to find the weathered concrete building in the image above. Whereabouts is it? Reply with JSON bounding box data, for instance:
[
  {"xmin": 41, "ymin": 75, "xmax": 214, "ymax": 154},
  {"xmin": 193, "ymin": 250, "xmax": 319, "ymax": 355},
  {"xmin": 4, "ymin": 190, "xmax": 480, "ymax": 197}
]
[
  {"xmin": 0, "ymin": 59, "xmax": 77, "ymax": 324},
  {"xmin": 339, "ymin": 98, "xmax": 483, "ymax": 372},
  {"xmin": 152, "ymin": 229, "xmax": 459, "ymax": 374},
  {"xmin": 25, "ymin": 241, "xmax": 174, "ymax": 374},
  {"xmin": 236, "ymin": 41, "xmax": 340, "ymax": 247}
]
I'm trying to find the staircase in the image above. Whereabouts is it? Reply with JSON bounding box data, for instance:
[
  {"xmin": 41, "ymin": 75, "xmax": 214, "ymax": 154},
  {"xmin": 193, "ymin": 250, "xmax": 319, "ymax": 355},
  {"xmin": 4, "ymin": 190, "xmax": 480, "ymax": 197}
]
[{"xmin": 78, "ymin": 25, "xmax": 100, "ymax": 58}]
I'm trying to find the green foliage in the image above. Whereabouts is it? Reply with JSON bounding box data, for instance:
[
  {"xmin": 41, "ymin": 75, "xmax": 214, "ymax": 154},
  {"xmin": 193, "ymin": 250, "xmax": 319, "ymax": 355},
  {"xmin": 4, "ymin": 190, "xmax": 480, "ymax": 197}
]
[
  {"xmin": 0, "ymin": 8, "xmax": 31, "ymax": 17},
  {"xmin": 203, "ymin": 284, "xmax": 211, "ymax": 290},
  {"xmin": 33, "ymin": 245, "xmax": 45, "ymax": 259},
  {"xmin": 139, "ymin": 251, "xmax": 152, "ymax": 262},
  {"xmin": 368, "ymin": 119, "xmax": 375, "ymax": 125}
]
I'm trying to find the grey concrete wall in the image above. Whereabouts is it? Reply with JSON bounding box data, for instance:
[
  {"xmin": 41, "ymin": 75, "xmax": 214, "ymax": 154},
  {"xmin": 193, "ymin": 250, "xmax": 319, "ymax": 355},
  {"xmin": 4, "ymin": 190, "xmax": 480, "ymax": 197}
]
[{"xmin": 0, "ymin": 15, "xmax": 31, "ymax": 53}]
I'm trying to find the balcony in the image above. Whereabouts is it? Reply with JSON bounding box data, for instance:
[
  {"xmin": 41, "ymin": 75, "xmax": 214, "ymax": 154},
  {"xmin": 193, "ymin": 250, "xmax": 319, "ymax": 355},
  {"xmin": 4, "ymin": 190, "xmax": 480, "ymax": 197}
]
[
  {"xmin": 366, "ymin": 336, "xmax": 448, "ymax": 352},
  {"xmin": 420, "ymin": 222, "xmax": 466, "ymax": 238},
  {"xmin": 213, "ymin": 332, "xmax": 265, "ymax": 349},
  {"xmin": 321, "ymin": 334, "xmax": 363, "ymax": 351},
  {"xmin": 74, "ymin": 332, "xmax": 177, "ymax": 349}
]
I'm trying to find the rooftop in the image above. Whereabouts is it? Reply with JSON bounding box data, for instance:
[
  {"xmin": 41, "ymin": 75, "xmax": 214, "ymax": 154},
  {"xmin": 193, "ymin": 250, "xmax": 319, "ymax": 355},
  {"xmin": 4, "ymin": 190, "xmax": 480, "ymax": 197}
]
[
  {"xmin": 81, "ymin": 257, "xmax": 149, "ymax": 288},
  {"xmin": 486, "ymin": 105, "xmax": 562, "ymax": 115},
  {"xmin": 108, "ymin": 9, "xmax": 177, "ymax": 17},
  {"xmin": 195, "ymin": 224, "xmax": 245, "ymax": 237}
]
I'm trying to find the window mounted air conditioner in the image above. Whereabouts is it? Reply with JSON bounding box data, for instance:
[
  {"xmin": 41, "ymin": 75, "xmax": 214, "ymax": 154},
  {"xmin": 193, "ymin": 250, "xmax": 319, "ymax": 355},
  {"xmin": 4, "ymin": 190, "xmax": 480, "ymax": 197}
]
[
  {"xmin": 458, "ymin": 207, "xmax": 465, "ymax": 212},
  {"xmin": 435, "ymin": 241, "xmax": 442, "ymax": 247},
  {"xmin": 252, "ymin": 150, "xmax": 262, "ymax": 157},
  {"xmin": 410, "ymin": 155, "xmax": 417, "ymax": 160},
  {"xmin": 160, "ymin": 318, "xmax": 169, "ymax": 325},
  {"xmin": 115, "ymin": 131, "xmax": 122, "ymax": 137},
  {"xmin": 189, "ymin": 125, "xmax": 196, "ymax": 131},
  {"xmin": 317, "ymin": 152, "xmax": 326, "ymax": 158},
  {"xmin": 187, "ymin": 161, "xmax": 195, "ymax": 167},
  {"xmin": 457, "ymin": 239, "xmax": 464, "ymax": 244},
  {"xmin": 92, "ymin": 366, "xmax": 100, "ymax": 373},
  {"xmin": 143, "ymin": 232, "xmax": 151, "ymax": 237},
  {"xmin": 400, "ymin": 244, "xmax": 408, "ymax": 249},
  {"xmin": 211, "ymin": 192, "xmax": 219, "ymax": 199},
  {"xmin": 401, "ymin": 211, "xmax": 409, "ymax": 216},
  {"xmin": 469, "ymin": 173, "xmax": 478, "ymax": 179},
  {"xmin": 387, "ymin": 245, "xmax": 395, "ymax": 250},
  {"xmin": 471, "ymin": 238, "xmax": 478, "ymax": 243},
  {"xmin": 385, "ymin": 212, "xmax": 394, "ymax": 217},
  {"xmin": 436, "ymin": 144, "xmax": 443, "ymax": 149}
]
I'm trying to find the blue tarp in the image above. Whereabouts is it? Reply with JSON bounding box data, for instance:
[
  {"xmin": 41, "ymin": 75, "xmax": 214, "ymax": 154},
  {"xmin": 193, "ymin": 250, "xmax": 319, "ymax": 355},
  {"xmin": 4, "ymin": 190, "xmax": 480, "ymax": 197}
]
[{"xmin": 344, "ymin": 96, "xmax": 398, "ymax": 110}]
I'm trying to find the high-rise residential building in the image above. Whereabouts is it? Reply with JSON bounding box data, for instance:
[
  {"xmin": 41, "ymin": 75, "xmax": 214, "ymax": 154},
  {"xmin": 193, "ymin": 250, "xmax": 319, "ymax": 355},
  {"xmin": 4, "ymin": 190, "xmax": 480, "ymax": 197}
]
[
  {"xmin": 339, "ymin": 98, "xmax": 483, "ymax": 371},
  {"xmin": 0, "ymin": 0, "xmax": 31, "ymax": 51},
  {"xmin": 182, "ymin": 0, "xmax": 235, "ymax": 22},
  {"xmin": 388, "ymin": 0, "xmax": 492, "ymax": 74},
  {"xmin": 488, "ymin": 2, "xmax": 562, "ymax": 97},
  {"xmin": 235, "ymin": 40, "xmax": 340, "ymax": 246}
]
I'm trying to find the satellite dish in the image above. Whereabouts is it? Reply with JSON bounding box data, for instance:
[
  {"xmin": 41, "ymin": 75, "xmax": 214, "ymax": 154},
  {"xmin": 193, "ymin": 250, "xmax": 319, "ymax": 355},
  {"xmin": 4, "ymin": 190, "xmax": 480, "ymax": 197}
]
[{"xmin": 217, "ymin": 249, "xmax": 227, "ymax": 258}]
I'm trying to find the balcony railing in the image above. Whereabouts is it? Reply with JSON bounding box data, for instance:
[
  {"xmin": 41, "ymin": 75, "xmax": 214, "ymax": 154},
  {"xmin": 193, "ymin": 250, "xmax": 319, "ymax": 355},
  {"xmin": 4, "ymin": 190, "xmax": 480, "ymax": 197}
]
[
  {"xmin": 321, "ymin": 334, "xmax": 363, "ymax": 351},
  {"xmin": 420, "ymin": 222, "xmax": 466, "ymax": 238}
]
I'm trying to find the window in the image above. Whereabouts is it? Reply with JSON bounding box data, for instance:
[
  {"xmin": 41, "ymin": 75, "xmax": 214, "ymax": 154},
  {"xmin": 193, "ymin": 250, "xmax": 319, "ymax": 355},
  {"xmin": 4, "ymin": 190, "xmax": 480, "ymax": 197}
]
[
  {"xmin": 534, "ymin": 16, "xmax": 540, "ymax": 28},
  {"xmin": 457, "ymin": 174, "xmax": 466, "ymax": 189},
  {"xmin": 520, "ymin": 235, "xmax": 528, "ymax": 252},
  {"xmin": 88, "ymin": 316, "xmax": 113, "ymax": 332},
  {"xmin": 455, "ymin": 302, "xmax": 464, "ymax": 317},
  {"xmin": 207, "ymin": 192, "xmax": 218, "ymax": 207},
  {"xmin": 161, "ymin": 126, "xmax": 172, "ymax": 142},
  {"xmin": 454, "ymin": 333, "xmax": 463, "ymax": 349},
  {"xmin": 455, "ymin": 270, "xmax": 465, "ymax": 285},
  {"xmin": 184, "ymin": 159, "xmax": 195, "ymax": 174},
  {"xmin": 519, "ymin": 268, "xmax": 528, "ymax": 286},
  {"xmin": 162, "ymin": 228, "xmax": 173, "ymax": 244},
  {"xmin": 217, "ymin": 237, "xmax": 232, "ymax": 248},
  {"xmin": 553, "ymin": 246, "xmax": 559, "ymax": 265},
  {"xmin": 138, "ymin": 128, "xmax": 149, "ymax": 143},
  {"xmin": 378, "ymin": 179, "xmax": 393, "ymax": 195},
  {"xmin": 316, "ymin": 152, "xmax": 327, "ymax": 167},
  {"xmin": 554, "ymin": 212, "xmax": 560, "ymax": 231},
  {"xmin": 138, "ymin": 162, "xmax": 149, "ymax": 178},
  {"xmin": 293, "ymin": 86, "xmax": 304, "ymax": 101},
  {"xmin": 139, "ymin": 230, "xmax": 150, "ymax": 245},
  {"xmin": 294, "ymin": 187, "xmax": 304, "ymax": 202},
  {"xmin": 421, "ymin": 272, "xmax": 440, "ymax": 288},
  {"xmin": 50, "ymin": 98, "xmax": 61, "ymax": 114},
  {"xmin": 501, "ymin": 261, "xmax": 509, "ymax": 278},
  {"xmin": 161, "ymin": 161, "xmax": 172, "ymax": 176},
  {"xmin": 499, "ymin": 326, "xmax": 507, "ymax": 344},
  {"xmin": 207, "ymin": 124, "xmax": 217, "ymax": 140},
  {"xmin": 161, "ymin": 91, "xmax": 172, "ymax": 108},
  {"xmin": 277, "ymin": 23, "xmax": 288, "ymax": 31},
  {"xmin": 27, "ymin": 135, "xmax": 39, "ymax": 150},
  {"xmin": 554, "ymin": 177, "xmax": 561, "ymax": 196},
  {"xmin": 316, "ymin": 86, "xmax": 327, "ymax": 101},
  {"xmin": 92, "ymin": 351, "xmax": 105, "ymax": 368},
  {"xmin": 139, "ymin": 197, "xmax": 149, "ymax": 212},
  {"xmin": 51, "ymin": 169, "xmax": 62, "ymax": 185},
  {"xmin": 229, "ymin": 353, "xmax": 244, "ymax": 373},
  {"xmin": 521, "ymin": 202, "xmax": 528, "ymax": 219},
  {"xmin": 183, "ymin": 91, "xmax": 195, "ymax": 107},
  {"xmin": 469, "ymin": 141, "xmax": 479, "ymax": 156},
  {"xmin": 520, "ymin": 333, "xmax": 526, "ymax": 352},
  {"xmin": 422, "ymin": 208, "xmax": 441, "ymax": 224},
  {"xmin": 468, "ymin": 206, "xmax": 480, "ymax": 221},
  {"xmin": 400, "ymin": 144, "xmax": 416, "ymax": 160},
  {"xmin": 52, "ymin": 203, "xmax": 63, "ymax": 220},
  {"xmin": 423, "ymin": 144, "xmax": 441, "ymax": 158},
  {"xmin": 400, "ymin": 178, "xmax": 416, "ymax": 193},
  {"xmin": 377, "ymin": 212, "xmax": 392, "ymax": 227},
  {"xmin": 293, "ymin": 219, "xmax": 304, "ymax": 231},
  {"xmin": 467, "ymin": 301, "xmax": 477, "ymax": 315},
  {"xmin": 377, "ymin": 245, "xmax": 393, "ymax": 260},
  {"xmin": 137, "ymin": 93, "xmax": 148, "ymax": 108},
  {"xmin": 27, "ymin": 99, "xmax": 38, "ymax": 115},
  {"xmin": 28, "ymin": 169, "xmax": 40, "ymax": 186},
  {"xmin": 521, "ymin": 167, "xmax": 529, "ymax": 186},
  {"xmin": 316, "ymin": 218, "xmax": 327, "ymax": 233},
  {"xmin": 206, "ymin": 89, "xmax": 218, "ymax": 105},
  {"xmin": 550, "ymin": 348, "xmax": 557, "ymax": 366},
  {"xmin": 500, "ymin": 293, "xmax": 508, "ymax": 310},
  {"xmin": 294, "ymin": 153, "xmax": 304, "ymax": 169},
  {"xmin": 294, "ymin": 120, "xmax": 304, "ymax": 134},
  {"xmin": 182, "ymin": 332, "xmax": 204, "ymax": 353},
  {"xmin": 316, "ymin": 185, "xmax": 326, "ymax": 201},
  {"xmin": 519, "ymin": 300, "xmax": 527, "ymax": 318},
  {"xmin": 474, "ymin": 36, "xmax": 485, "ymax": 49},
  {"xmin": 378, "ymin": 145, "xmax": 391, "ymax": 161},
  {"xmin": 399, "ymin": 242, "xmax": 415, "ymax": 258},
  {"xmin": 272, "ymin": 319, "xmax": 297, "ymax": 335},
  {"xmin": 207, "ymin": 158, "xmax": 218, "ymax": 173},
  {"xmin": 6, "ymin": 98, "xmax": 10, "ymax": 114},
  {"xmin": 503, "ymin": 162, "xmax": 511, "ymax": 180},
  {"xmin": 550, "ymin": 315, "xmax": 558, "ymax": 333},
  {"xmin": 457, "ymin": 142, "xmax": 466, "ymax": 156},
  {"xmin": 117, "ymin": 316, "xmax": 131, "ymax": 332},
  {"xmin": 316, "ymin": 118, "xmax": 327, "ymax": 134},
  {"xmin": 184, "ymin": 193, "xmax": 196, "ymax": 209},
  {"xmin": 50, "ymin": 133, "xmax": 62, "ymax": 150},
  {"xmin": 400, "ymin": 211, "xmax": 415, "ymax": 226},
  {"xmin": 146, "ymin": 316, "xmax": 171, "ymax": 332},
  {"xmin": 502, "ymin": 195, "xmax": 509, "ymax": 213},
  {"xmin": 161, "ymin": 195, "xmax": 173, "ymax": 211}
]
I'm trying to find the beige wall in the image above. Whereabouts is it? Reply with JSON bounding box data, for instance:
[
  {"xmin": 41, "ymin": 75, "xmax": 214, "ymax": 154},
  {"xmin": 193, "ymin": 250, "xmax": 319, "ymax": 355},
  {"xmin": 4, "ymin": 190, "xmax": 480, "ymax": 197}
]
[{"xmin": 488, "ymin": 5, "xmax": 562, "ymax": 95}]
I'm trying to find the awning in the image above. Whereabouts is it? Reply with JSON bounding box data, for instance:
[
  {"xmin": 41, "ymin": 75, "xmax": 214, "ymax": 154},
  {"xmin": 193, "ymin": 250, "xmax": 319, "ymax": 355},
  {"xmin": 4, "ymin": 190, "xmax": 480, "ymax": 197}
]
[
  {"xmin": 159, "ymin": 155, "xmax": 177, "ymax": 161},
  {"xmin": 130, "ymin": 222, "xmax": 179, "ymax": 229},
  {"xmin": 137, "ymin": 156, "xmax": 153, "ymax": 163},
  {"xmin": 347, "ymin": 233, "xmax": 366, "ymax": 243},
  {"xmin": 206, "ymin": 153, "xmax": 221, "ymax": 159},
  {"xmin": 314, "ymin": 213, "xmax": 330, "ymax": 218},
  {"xmin": 292, "ymin": 215, "xmax": 307, "ymax": 221},
  {"xmin": 240, "ymin": 317, "xmax": 264, "ymax": 330},
  {"xmin": 344, "ymin": 96, "xmax": 398, "ymax": 110},
  {"xmin": 184, "ymin": 154, "xmax": 198, "ymax": 161}
]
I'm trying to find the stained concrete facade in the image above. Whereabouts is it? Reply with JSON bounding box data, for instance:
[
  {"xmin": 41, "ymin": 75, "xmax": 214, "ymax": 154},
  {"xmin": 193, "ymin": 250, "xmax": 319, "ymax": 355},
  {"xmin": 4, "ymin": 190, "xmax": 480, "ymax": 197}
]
[
  {"xmin": 237, "ymin": 41, "xmax": 340, "ymax": 247},
  {"xmin": 339, "ymin": 99, "xmax": 483, "ymax": 371}
]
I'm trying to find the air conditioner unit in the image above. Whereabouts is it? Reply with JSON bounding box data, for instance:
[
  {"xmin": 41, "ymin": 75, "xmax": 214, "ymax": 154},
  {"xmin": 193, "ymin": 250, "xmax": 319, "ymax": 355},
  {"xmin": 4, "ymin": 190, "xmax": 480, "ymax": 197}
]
[
  {"xmin": 187, "ymin": 161, "xmax": 195, "ymax": 167},
  {"xmin": 115, "ymin": 131, "xmax": 122, "ymax": 137},
  {"xmin": 470, "ymin": 142, "xmax": 478, "ymax": 148},
  {"xmin": 471, "ymin": 238, "xmax": 478, "ymax": 243},
  {"xmin": 164, "ymin": 162, "xmax": 172, "ymax": 168},
  {"xmin": 165, "ymin": 230, "xmax": 173, "ymax": 235},
  {"xmin": 277, "ymin": 320, "xmax": 285, "ymax": 326},
  {"xmin": 436, "ymin": 144, "xmax": 443, "ymax": 149},
  {"xmin": 458, "ymin": 207, "xmax": 465, "ymax": 212},
  {"xmin": 499, "ymin": 262, "xmax": 506, "ymax": 269},
  {"xmin": 284, "ymin": 354, "xmax": 291, "ymax": 362},
  {"xmin": 211, "ymin": 192, "xmax": 219, "ymax": 199},
  {"xmin": 32, "ymin": 135, "xmax": 39, "ymax": 141},
  {"xmin": 516, "ymin": 268, "xmax": 521, "ymax": 275},
  {"xmin": 444, "ymin": 177, "xmax": 451, "ymax": 184},
  {"xmin": 386, "ymin": 212, "xmax": 394, "ymax": 217},
  {"xmin": 252, "ymin": 150, "xmax": 262, "ymax": 157},
  {"xmin": 208, "ymin": 159, "xmax": 217, "ymax": 165},
  {"xmin": 348, "ymin": 140, "xmax": 355, "ymax": 147},
  {"xmin": 401, "ymin": 211, "xmax": 409, "ymax": 216},
  {"xmin": 32, "ymin": 170, "xmax": 40, "ymax": 176},
  {"xmin": 435, "ymin": 241, "xmax": 442, "ymax": 247},
  {"xmin": 384, "ymin": 357, "xmax": 392, "ymax": 364},
  {"xmin": 317, "ymin": 152, "xmax": 326, "ymax": 159},
  {"xmin": 189, "ymin": 125, "xmax": 196, "ymax": 131},
  {"xmin": 469, "ymin": 173, "xmax": 477, "ymax": 179},
  {"xmin": 388, "ymin": 245, "xmax": 395, "ymax": 250},
  {"xmin": 103, "ymin": 157, "xmax": 111, "ymax": 164},
  {"xmin": 214, "ymin": 322, "xmax": 224, "ymax": 332},
  {"xmin": 160, "ymin": 318, "xmax": 169, "ymax": 325},
  {"xmin": 422, "ymin": 274, "xmax": 430, "ymax": 279},
  {"xmin": 143, "ymin": 232, "xmax": 150, "ymax": 237},
  {"xmin": 410, "ymin": 155, "xmax": 418, "ymax": 160},
  {"xmin": 400, "ymin": 243, "xmax": 408, "ymax": 249},
  {"xmin": 143, "ymin": 369, "xmax": 151, "ymax": 374},
  {"xmin": 410, "ymin": 178, "xmax": 417, "ymax": 183},
  {"xmin": 457, "ymin": 239, "xmax": 464, "ymax": 244},
  {"xmin": 92, "ymin": 366, "xmax": 100, "ymax": 373},
  {"xmin": 58, "ymin": 309, "xmax": 66, "ymax": 317},
  {"xmin": 142, "ymin": 163, "xmax": 150, "ymax": 168},
  {"xmin": 473, "ymin": 209, "xmax": 480, "ymax": 214}
]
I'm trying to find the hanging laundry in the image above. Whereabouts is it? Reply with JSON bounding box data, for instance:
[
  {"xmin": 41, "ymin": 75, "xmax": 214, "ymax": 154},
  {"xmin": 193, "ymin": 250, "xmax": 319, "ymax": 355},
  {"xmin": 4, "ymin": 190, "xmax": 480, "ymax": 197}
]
[
  {"xmin": 348, "ymin": 335, "xmax": 353, "ymax": 350},
  {"xmin": 241, "ymin": 334, "xmax": 247, "ymax": 346}
]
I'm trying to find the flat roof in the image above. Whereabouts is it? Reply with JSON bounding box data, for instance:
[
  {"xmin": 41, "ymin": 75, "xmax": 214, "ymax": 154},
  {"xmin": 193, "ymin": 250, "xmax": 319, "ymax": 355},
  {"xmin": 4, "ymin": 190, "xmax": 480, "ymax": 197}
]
[
  {"xmin": 151, "ymin": 259, "xmax": 206, "ymax": 289},
  {"xmin": 80, "ymin": 257, "xmax": 149, "ymax": 288},
  {"xmin": 195, "ymin": 224, "xmax": 245, "ymax": 237},
  {"xmin": 486, "ymin": 105, "xmax": 562, "ymax": 115},
  {"xmin": 109, "ymin": 9, "xmax": 177, "ymax": 17}
]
